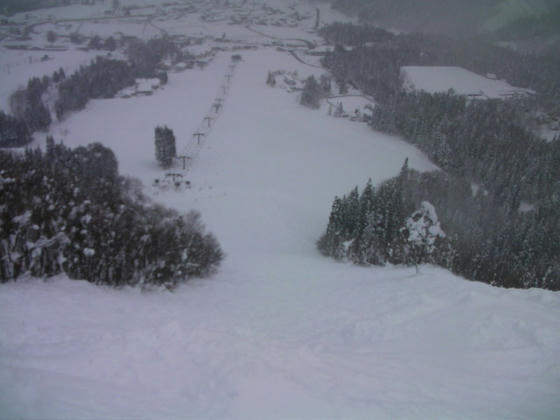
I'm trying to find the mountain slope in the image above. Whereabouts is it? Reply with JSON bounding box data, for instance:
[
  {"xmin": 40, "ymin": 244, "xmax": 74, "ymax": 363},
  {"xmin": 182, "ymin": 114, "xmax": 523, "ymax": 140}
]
[
  {"xmin": 1, "ymin": 47, "xmax": 560, "ymax": 419},
  {"xmin": 483, "ymin": 0, "xmax": 551, "ymax": 31},
  {"xmin": 0, "ymin": 1, "xmax": 559, "ymax": 418},
  {"xmin": 328, "ymin": 0, "xmax": 557, "ymax": 37}
]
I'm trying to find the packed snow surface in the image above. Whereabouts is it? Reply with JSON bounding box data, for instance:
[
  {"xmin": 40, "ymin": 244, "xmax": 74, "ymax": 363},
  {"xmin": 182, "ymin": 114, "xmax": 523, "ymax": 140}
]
[
  {"xmin": 401, "ymin": 66, "xmax": 534, "ymax": 99},
  {"xmin": 1, "ymin": 1, "xmax": 560, "ymax": 419}
]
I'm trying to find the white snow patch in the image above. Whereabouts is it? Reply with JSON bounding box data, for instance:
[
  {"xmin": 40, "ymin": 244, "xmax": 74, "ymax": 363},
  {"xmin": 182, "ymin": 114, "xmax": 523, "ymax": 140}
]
[
  {"xmin": 83, "ymin": 248, "xmax": 95, "ymax": 257},
  {"xmin": 519, "ymin": 201, "xmax": 536, "ymax": 213},
  {"xmin": 471, "ymin": 183, "xmax": 480, "ymax": 196},
  {"xmin": 12, "ymin": 210, "xmax": 32, "ymax": 225},
  {"xmin": 401, "ymin": 66, "xmax": 534, "ymax": 99},
  {"xmin": 117, "ymin": 78, "xmax": 161, "ymax": 97}
]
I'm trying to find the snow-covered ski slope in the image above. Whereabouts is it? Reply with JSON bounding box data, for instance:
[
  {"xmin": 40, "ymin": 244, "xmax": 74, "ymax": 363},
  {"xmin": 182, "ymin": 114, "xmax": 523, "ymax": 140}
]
[{"xmin": 1, "ymin": 1, "xmax": 560, "ymax": 419}]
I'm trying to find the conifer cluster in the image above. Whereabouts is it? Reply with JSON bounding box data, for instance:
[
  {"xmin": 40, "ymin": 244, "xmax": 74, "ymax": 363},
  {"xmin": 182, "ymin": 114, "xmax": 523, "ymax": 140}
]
[
  {"xmin": 0, "ymin": 141, "xmax": 223, "ymax": 287},
  {"xmin": 317, "ymin": 23, "xmax": 560, "ymax": 290},
  {"xmin": 319, "ymin": 165, "xmax": 560, "ymax": 290}
]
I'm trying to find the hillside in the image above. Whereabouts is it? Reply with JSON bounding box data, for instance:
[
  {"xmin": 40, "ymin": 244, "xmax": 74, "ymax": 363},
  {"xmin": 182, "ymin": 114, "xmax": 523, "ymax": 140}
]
[
  {"xmin": 0, "ymin": 1, "xmax": 559, "ymax": 418},
  {"xmin": 328, "ymin": 0, "xmax": 558, "ymax": 38}
]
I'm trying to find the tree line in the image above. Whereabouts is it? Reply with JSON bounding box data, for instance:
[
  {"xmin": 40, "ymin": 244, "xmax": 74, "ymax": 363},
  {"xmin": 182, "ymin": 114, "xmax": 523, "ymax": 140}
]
[
  {"xmin": 54, "ymin": 57, "xmax": 136, "ymax": 120},
  {"xmin": 370, "ymin": 91, "xmax": 560, "ymax": 206},
  {"xmin": 3, "ymin": 36, "xmax": 181, "ymax": 148},
  {"xmin": 319, "ymin": 162, "xmax": 560, "ymax": 290},
  {"xmin": 325, "ymin": 0, "xmax": 560, "ymax": 41},
  {"xmin": 0, "ymin": 141, "xmax": 223, "ymax": 288}
]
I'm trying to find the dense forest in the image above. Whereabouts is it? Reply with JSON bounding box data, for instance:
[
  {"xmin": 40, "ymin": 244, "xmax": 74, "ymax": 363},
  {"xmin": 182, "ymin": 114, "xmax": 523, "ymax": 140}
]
[
  {"xmin": 0, "ymin": 110, "xmax": 31, "ymax": 147},
  {"xmin": 54, "ymin": 57, "xmax": 135, "ymax": 120},
  {"xmin": 317, "ymin": 23, "xmax": 560, "ymax": 290},
  {"xmin": 0, "ymin": 141, "xmax": 223, "ymax": 287},
  {"xmin": 319, "ymin": 164, "xmax": 560, "ymax": 290}
]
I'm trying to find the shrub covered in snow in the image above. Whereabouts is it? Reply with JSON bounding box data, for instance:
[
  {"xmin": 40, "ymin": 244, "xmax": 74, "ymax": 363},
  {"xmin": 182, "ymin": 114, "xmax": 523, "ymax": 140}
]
[{"xmin": 0, "ymin": 142, "xmax": 223, "ymax": 288}]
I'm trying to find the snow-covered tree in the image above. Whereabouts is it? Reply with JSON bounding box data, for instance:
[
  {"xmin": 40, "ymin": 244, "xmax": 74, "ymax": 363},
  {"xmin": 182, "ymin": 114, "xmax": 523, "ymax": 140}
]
[
  {"xmin": 333, "ymin": 102, "xmax": 344, "ymax": 117},
  {"xmin": 0, "ymin": 142, "xmax": 222, "ymax": 287},
  {"xmin": 155, "ymin": 126, "xmax": 176, "ymax": 168},
  {"xmin": 0, "ymin": 111, "xmax": 30, "ymax": 147},
  {"xmin": 266, "ymin": 72, "xmax": 276, "ymax": 87},
  {"xmin": 300, "ymin": 75, "xmax": 322, "ymax": 109},
  {"xmin": 402, "ymin": 201, "xmax": 446, "ymax": 272},
  {"xmin": 46, "ymin": 30, "xmax": 56, "ymax": 43}
]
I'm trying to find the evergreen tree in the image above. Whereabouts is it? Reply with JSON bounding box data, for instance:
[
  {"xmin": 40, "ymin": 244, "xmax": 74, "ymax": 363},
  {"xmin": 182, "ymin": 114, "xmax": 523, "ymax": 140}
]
[
  {"xmin": 46, "ymin": 135, "xmax": 55, "ymax": 160},
  {"xmin": 334, "ymin": 102, "xmax": 344, "ymax": 117},
  {"xmin": 155, "ymin": 126, "xmax": 176, "ymax": 168},
  {"xmin": 402, "ymin": 201, "xmax": 446, "ymax": 272},
  {"xmin": 319, "ymin": 74, "xmax": 331, "ymax": 94},
  {"xmin": 0, "ymin": 111, "xmax": 30, "ymax": 147},
  {"xmin": 105, "ymin": 36, "xmax": 117, "ymax": 51},
  {"xmin": 300, "ymin": 75, "xmax": 322, "ymax": 109},
  {"xmin": 318, "ymin": 196, "xmax": 345, "ymax": 259},
  {"xmin": 46, "ymin": 30, "xmax": 56, "ymax": 43},
  {"xmin": 349, "ymin": 179, "xmax": 376, "ymax": 263},
  {"xmin": 266, "ymin": 72, "xmax": 276, "ymax": 87}
]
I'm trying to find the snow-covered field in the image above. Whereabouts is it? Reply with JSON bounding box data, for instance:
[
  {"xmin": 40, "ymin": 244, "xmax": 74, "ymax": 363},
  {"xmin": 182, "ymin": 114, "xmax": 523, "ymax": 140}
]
[
  {"xmin": 1, "ymin": 1, "xmax": 560, "ymax": 419},
  {"xmin": 0, "ymin": 48, "xmax": 105, "ymax": 112},
  {"xmin": 401, "ymin": 66, "xmax": 534, "ymax": 99}
]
